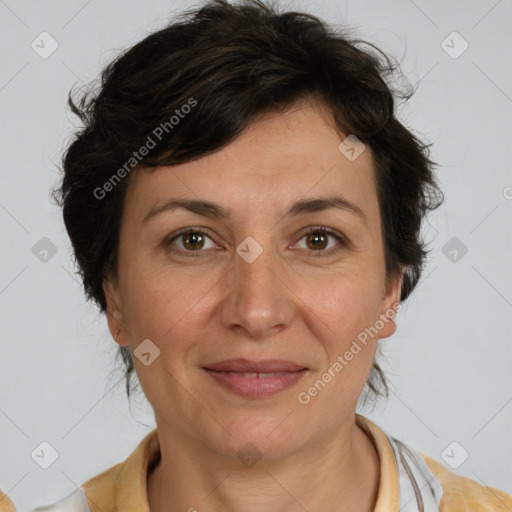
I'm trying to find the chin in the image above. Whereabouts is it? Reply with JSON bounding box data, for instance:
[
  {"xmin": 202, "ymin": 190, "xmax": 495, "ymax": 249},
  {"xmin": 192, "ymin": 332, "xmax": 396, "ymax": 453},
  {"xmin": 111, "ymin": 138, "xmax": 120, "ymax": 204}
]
[{"xmin": 218, "ymin": 411, "xmax": 304, "ymax": 455}]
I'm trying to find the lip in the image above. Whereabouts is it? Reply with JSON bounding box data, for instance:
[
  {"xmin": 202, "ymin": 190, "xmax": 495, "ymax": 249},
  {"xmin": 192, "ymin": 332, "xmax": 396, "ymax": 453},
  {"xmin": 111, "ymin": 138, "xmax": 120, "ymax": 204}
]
[
  {"xmin": 202, "ymin": 359, "xmax": 308, "ymax": 398},
  {"xmin": 204, "ymin": 358, "xmax": 307, "ymax": 373}
]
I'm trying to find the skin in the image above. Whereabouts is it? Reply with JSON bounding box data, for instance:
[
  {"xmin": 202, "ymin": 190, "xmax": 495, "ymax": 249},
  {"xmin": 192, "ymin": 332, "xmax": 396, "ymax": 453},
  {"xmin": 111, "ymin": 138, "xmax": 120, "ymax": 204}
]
[{"xmin": 104, "ymin": 98, "xmax": 402, "ymax": 512}]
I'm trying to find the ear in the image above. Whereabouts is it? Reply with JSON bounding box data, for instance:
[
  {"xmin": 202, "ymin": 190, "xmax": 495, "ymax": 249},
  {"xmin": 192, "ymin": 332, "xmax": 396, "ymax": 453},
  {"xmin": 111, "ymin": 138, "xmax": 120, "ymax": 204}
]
[
  {"xmin": 377, "ymin": 269, "xmax": 403, "ymax": 339},
  {"xmin": 103, "ymin": 278, "xmax": 128, "ymax": 347}
]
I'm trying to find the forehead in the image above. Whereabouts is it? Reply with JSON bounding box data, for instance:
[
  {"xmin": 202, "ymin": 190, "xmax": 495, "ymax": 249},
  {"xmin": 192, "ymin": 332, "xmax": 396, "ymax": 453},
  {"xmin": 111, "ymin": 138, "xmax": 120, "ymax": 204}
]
[{"xmin": 124, "ymin": 100, "xmax": 378, "ymax": 223}]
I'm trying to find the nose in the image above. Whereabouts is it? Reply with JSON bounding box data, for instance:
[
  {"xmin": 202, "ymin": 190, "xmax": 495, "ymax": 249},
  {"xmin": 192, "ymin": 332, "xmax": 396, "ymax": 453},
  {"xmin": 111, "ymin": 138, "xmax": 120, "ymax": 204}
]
[{"xmin": 218, "ymin": 236, "xmax": 295, "ymax": 340}]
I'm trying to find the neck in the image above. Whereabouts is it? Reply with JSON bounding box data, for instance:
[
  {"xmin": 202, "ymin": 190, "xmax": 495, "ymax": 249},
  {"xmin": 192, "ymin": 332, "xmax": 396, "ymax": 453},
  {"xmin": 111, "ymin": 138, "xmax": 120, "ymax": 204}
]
[{"xmin": 147, "ymin": 415, "xmax": 380, "ymax": 512}]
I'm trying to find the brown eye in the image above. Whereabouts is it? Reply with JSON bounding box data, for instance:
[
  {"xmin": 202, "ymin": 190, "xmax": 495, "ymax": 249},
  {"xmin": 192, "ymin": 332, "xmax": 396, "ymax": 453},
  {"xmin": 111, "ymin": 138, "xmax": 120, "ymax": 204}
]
[
  {"xmin": 182, "ymin": 231, "xmax": 205, "ymax": 250},
  {"xmin": 295, "ymin": 227, "xmax": 347, "ymax": 258},
  {"xmin": 305, "ymin": 231, "xmax": 329, "ymax": 251},
  {"xmin": 166, "ymin": 229, "xmax": 217, "ymax": 255}
]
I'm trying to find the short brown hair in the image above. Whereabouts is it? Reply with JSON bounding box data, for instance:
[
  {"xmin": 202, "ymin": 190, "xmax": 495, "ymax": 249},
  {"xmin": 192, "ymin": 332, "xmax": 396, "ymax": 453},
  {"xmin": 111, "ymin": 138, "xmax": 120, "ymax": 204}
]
[{"xmin": 54, "ymin": 0, "xmax": 443, "ymax": 403}]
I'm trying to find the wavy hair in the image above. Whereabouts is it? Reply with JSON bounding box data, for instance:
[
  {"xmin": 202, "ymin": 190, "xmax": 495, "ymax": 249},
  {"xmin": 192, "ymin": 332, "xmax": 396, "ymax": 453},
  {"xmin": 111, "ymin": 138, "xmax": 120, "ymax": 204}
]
[{"xmin": 54, "ymin": 0, "xmax": 443, "ymax": 405}]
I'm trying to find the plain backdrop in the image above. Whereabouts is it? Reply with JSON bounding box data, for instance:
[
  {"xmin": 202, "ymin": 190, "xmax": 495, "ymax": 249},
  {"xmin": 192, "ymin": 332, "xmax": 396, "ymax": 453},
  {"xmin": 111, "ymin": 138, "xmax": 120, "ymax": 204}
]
[{"xmin": 1, "ymin": 0, "xmax": 511, "ymax": 510}]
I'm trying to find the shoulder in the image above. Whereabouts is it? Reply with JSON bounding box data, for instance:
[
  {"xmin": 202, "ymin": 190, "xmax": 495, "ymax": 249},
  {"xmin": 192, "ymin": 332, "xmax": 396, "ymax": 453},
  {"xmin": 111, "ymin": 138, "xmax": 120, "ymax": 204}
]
[
  {"xmin": 0, "ymin": 491, "xmax": 16, "ymax": 512},
  {"xmin": 33, "ymin": 461, "xmax": 124, "ymax": 512},
  {"xmin": 32, "ymin": 428, "xmax": 158, "ymax": 512},
  {"xmin": 420, "ymin": 452, "xmax": 512, "ymax": 511},
  {"xmin": 32, "ymin": 488, "xmax": 91, "ymax": 511}
]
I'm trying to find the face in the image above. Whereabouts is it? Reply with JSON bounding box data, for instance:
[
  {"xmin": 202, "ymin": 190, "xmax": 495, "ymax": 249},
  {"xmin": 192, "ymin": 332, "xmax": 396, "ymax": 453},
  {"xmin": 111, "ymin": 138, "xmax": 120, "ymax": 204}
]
[{"xmin": 104, "ymin": 99, "xmax": 402, "ymax": 460}]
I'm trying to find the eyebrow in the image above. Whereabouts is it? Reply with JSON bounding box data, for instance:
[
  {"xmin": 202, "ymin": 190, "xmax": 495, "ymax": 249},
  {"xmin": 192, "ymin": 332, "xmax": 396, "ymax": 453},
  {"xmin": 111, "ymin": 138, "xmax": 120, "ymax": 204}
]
[{"xmin": 143, "ymin": 195, "xmax": 368, "ymax": 226}]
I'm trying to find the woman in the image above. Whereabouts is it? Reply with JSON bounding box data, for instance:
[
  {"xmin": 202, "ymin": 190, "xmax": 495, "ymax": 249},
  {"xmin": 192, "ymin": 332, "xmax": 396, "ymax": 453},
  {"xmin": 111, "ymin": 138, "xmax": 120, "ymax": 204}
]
[{"xmin": 34, "ymin": 0, "xmax": 511, "ymax": 510}]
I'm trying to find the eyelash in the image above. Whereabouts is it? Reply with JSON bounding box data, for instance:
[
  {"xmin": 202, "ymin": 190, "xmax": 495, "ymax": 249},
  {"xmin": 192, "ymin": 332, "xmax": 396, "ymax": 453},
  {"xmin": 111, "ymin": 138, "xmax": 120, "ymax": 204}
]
[
  {"xmin": 164, "ymin": 226, "xmax": 348, "ymax": 258},
  {"xmin": 301, "ymin": 227, "xmax": 348, "ymax": 258}
]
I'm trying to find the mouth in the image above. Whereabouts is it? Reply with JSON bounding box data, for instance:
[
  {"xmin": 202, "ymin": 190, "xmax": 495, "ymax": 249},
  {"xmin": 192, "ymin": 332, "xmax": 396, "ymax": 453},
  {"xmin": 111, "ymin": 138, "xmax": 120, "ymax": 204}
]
[{"xmin": 202, "ymin": 359, "xmax": 309, "ymax": 398}]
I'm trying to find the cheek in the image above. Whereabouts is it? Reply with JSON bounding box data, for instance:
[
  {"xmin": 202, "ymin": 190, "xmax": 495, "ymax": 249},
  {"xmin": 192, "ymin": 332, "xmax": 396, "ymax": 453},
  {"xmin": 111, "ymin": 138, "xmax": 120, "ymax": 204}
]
[
  {"xmin": 297, "ymin": 272, "xmax": 383, "ymax": 385},
  {"xmin": 117, "ymin": 268, "xmax": 213, "ymax": 407},
  {"xmin": 302, "ymin": 269, "xmax": 384, "ymax": 340},
  {"xmin": 118, "ymin": 259, "xmax": 226, "ymax": 365},
  {"xmin": 121, "ymin": 271, "xmax": 201, "ymax": 340}
]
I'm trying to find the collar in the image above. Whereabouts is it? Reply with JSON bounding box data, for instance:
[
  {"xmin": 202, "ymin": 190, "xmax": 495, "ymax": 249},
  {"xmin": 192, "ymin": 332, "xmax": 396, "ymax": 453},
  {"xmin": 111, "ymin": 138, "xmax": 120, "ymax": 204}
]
[
  {"xmin": 78, "ymin": 414, "xmax": 442, "ymax": 512},
  {"xmin": 356, "ymin": 414, "xmax": 443, "ymax": 511}
]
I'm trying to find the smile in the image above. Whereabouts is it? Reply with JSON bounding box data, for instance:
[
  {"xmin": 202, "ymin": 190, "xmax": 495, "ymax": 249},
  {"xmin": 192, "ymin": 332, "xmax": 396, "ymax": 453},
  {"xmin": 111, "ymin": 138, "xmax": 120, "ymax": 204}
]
[{"xmin": 202, "ymin": 364, "xmax": 309, "ymax": 398}]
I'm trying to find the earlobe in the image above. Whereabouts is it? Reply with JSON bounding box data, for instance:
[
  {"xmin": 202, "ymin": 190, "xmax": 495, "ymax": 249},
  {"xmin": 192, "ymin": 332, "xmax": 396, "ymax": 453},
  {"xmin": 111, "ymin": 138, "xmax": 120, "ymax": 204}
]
[
  {"xmin": 384, "ymin": 268, "xmax": 403, "ymax": 309},
  {"xmin": 103, "ymin": 279, "xmax": 128, "ymax": 346},
  {"xmin": 378, "ymin": 271, "xmax": 403, "ymax": 339}
]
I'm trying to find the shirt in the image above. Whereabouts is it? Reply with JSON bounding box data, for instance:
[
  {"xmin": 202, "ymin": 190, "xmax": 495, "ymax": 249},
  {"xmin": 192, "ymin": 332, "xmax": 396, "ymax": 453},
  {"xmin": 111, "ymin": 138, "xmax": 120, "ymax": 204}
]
[
  {"xmin": 32, "ymin": 414, "xmax": 512, "ymax": 511},
  {"xmin": 0, "ymin": 492, "xmax": 16, "ymax": 512}
]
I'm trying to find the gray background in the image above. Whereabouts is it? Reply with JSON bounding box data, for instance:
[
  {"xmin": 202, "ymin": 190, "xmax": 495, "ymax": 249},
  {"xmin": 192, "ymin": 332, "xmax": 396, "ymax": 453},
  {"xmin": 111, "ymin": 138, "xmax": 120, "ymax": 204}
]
[{"xmin": 1, "ymin": 0, "xmax": 511, "ymax": 510}]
